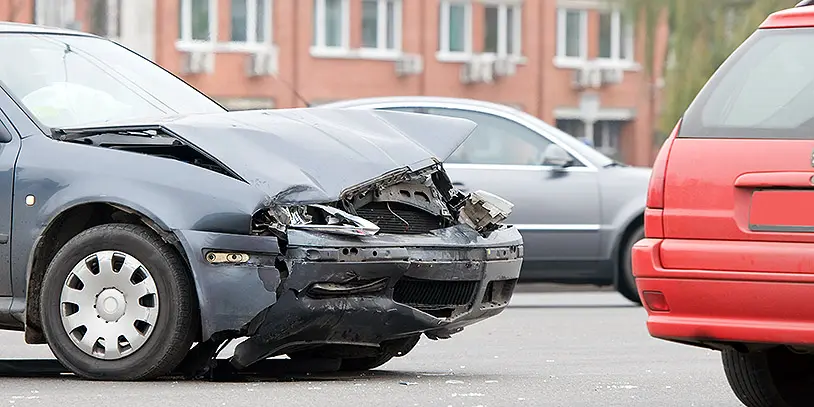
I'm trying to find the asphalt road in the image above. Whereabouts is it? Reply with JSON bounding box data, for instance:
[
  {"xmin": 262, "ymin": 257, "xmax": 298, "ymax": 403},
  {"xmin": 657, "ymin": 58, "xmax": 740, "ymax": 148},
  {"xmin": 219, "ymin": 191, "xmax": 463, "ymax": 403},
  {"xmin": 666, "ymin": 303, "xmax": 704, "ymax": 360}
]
[{"xmin": 0, "ymin": 291, "xmax": 742, "ymax": 407}]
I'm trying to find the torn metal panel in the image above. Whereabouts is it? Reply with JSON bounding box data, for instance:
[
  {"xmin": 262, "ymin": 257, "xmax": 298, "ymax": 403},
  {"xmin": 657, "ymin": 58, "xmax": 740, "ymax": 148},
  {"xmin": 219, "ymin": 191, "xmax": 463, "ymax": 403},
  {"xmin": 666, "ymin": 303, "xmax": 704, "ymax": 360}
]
[{"xmin": 349, "ymin": 180, "xmax": 450, "ymax": 218}]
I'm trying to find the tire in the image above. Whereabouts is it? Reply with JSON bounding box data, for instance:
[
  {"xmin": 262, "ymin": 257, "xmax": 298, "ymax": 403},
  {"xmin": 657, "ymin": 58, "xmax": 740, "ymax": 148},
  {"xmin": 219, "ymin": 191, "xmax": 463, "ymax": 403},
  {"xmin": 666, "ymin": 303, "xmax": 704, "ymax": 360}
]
[
  {"xmin": 722, "ymin": 347, "xmax": 814, "ymax": 407},
  {"xmin": 618, "ymin": 225, "xmax": 644, "ymax": 304},
  {"xmin": 39, "ymin": 224, "xmax": 197, "ymax": 381}
]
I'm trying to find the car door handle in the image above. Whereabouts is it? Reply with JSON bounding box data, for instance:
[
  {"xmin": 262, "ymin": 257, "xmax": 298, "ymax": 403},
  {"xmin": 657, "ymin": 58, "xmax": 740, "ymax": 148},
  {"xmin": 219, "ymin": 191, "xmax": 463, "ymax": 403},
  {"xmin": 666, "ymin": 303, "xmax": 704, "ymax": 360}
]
[{"xmin": 452, "ymin": 181, "xmax": 469, "ymax": 193}]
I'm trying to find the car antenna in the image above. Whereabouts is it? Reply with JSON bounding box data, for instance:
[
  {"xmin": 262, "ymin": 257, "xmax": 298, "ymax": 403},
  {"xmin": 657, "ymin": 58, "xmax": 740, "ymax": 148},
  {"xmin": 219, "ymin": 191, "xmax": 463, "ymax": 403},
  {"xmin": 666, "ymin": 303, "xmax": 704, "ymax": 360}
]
[{"xmin": 272, "ymin": 73, "xmax": 311, "ymax": 107}]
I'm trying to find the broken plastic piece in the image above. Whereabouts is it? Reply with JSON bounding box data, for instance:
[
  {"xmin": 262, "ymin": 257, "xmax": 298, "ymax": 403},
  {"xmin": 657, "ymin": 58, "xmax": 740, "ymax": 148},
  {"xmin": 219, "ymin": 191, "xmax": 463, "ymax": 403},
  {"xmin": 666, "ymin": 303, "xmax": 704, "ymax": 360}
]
[
  {"xmin": 288, "ymin": 204, "xmax": 380, "ymax": 236},
  {"xmin": 457, "ymin": 190, "xmax": 514, "ymax": 234}
]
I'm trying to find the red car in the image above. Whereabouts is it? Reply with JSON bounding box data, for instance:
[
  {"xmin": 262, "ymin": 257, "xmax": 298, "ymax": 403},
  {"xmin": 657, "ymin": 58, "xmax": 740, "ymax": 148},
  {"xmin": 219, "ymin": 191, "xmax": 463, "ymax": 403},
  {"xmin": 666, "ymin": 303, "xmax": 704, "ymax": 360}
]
[{"xmin": 634, "ymin": 2, "xmax": 814, "ymax": 406}]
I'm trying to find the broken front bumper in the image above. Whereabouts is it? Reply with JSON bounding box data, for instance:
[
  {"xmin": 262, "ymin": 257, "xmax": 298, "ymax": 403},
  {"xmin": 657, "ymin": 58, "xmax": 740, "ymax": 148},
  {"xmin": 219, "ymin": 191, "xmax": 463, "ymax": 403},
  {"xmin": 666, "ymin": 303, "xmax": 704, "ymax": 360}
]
[{"xmin": 174, "ymin": 224, "xmax": 523, "ymax": 370}]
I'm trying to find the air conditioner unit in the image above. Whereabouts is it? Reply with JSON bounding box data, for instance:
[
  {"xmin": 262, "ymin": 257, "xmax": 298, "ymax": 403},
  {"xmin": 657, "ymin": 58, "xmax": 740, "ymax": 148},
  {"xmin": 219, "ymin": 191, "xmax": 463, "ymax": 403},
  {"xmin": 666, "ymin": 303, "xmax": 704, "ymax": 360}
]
[
  {"xmin": 599, "ymin": 68, "xmax": 624, "ymax": 85},
  {"xmin": 460, "ymin": 56, "xmax": 494, "ymax": 84},
  {"xmin": 395, "ymin": 54, "xmax": 424, "ymax": 77},
  {"xmin": 479, "ymin": 57, "xmax": 494, "ymax": 83},
  {"xmin": 246, "ymin": 49, "xmax": 279, "ymax": 77},
  {"xmin": 572, "ymin": 65, "xmax": 601, "ymax": 90},
  {"xmin": 181, "ymin": 51, "xmax": 212, "ymax": 75},
  {"xmin": 460, "ymin": 59, "xmax": 479, "ymax": 84},
  {"xmin": 493, "ymin": 58, "xmax": 517, "ymax": 77}
]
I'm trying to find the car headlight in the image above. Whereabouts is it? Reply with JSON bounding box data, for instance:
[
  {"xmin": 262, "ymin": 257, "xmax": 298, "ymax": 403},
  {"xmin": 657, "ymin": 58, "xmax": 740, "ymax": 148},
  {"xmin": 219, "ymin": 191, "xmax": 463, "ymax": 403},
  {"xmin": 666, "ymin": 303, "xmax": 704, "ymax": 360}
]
[{"xmin": 253, "ymin": 204, "xmax": 380, "ymax": 237}]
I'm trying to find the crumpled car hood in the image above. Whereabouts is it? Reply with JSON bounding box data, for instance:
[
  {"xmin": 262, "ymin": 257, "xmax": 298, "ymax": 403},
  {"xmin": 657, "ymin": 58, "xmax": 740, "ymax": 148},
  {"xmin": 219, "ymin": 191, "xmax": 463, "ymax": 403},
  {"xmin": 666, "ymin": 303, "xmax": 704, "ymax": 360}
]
[{"xmin": 59, "ymin": 108, "xmax": 478, "ymax": 204}]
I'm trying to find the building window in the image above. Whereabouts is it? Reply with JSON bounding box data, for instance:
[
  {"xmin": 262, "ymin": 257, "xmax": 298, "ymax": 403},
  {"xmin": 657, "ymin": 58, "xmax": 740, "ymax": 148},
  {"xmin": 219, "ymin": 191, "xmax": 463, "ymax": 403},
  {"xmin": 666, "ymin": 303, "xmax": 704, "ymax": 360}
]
[
  {"xmin": 592, "ymin": 120, "xmax": 624, "ymax": 160},
  {"xmin": 361, "ymin": 0, "xmax": 401, "ymax": 51},
  {"xmin": 230, "ymin": 0, "xmax": 272, "ymax": 44},
  {"xmin": 179, "ymin": 0, "xmax": 216, "ymax": 42},
  {"xmin": 556, "ymin": 8, "xmax": 586, "ymax": 59},
  {"xmin": 313, "ymin": 0, "xmax": 349, "ymax": 49},
  {"xmin": 598, "ymin": 10, "xmax": 633, "ymax": 62},
  {"xmin": 87, "ymin": 0, "xmax": 121, "ymax": 38},
  {"xmin": 483, "ymin": 3, "xmax": 522, "ymax": 56},
  {"xmin": 438, "ymin": 1, "xmax": 472, "ymax": 55},
  {"xmin": 555, "ymin": 119, "xmax": 585, "ymax": 141}
]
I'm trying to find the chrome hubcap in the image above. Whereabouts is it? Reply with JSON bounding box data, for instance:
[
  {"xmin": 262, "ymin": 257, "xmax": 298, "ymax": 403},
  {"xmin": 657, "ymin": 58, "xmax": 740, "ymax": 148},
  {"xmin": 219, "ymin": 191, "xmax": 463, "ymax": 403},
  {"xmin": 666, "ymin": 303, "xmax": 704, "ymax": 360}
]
[
  {"xmin": 95, "ymin": 288, "xmax": 126, "ymax": 322},
  {"xmin": 59, "ymin": 251, "xmax": 160, "ymax": 360}
]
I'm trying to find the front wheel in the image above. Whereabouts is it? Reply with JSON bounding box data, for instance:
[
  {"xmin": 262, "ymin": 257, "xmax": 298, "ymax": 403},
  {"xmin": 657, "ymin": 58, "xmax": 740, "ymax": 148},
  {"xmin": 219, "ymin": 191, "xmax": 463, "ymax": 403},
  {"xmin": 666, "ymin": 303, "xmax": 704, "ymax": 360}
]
[
  {"xmin": 722, "ymin": 347, "xmax": 814, "ymax": 407},
  {"xmin": 618, "ymin": 225, "xmax": 644, "ymax": 304},
  {"xmin": 39, "ymin": 224, "xmax": 197, "ymax": 381}
]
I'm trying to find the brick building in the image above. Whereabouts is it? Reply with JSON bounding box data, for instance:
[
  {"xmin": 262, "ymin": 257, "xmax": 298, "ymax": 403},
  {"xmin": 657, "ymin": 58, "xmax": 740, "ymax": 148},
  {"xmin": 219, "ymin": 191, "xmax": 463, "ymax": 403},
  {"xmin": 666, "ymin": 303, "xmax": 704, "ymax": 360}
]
[{"xmin": 2, "ymin": 0, "xmax": 668, "ymax": 166}]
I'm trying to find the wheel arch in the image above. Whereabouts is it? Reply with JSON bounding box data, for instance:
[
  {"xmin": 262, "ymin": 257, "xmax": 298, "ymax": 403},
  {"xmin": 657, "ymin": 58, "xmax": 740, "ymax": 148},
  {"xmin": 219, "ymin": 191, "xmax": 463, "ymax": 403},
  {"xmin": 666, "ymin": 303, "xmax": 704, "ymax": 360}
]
[{"xmin": 23, "ymin": 200, "xmax": 197, "ymax": 344}]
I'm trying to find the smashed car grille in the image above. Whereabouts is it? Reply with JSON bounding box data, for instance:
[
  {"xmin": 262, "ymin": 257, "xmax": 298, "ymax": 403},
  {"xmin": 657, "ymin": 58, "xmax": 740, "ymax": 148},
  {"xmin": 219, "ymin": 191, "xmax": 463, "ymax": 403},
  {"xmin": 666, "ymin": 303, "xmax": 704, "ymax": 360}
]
[
  {"xmin": 393, "ymin": 277, "xmax": 479, "ymax": 310},
  {"xmin": 355, "ymin": 202, "xmax": 444, "ymax": 235}
]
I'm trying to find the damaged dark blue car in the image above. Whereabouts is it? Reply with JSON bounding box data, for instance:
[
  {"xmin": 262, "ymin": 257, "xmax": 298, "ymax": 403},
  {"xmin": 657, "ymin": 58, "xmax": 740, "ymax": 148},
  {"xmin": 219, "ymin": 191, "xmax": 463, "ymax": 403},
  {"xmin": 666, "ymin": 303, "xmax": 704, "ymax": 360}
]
[{"xmin": 0, "ymin": 23, "xmax": 523, "ymax": 380}]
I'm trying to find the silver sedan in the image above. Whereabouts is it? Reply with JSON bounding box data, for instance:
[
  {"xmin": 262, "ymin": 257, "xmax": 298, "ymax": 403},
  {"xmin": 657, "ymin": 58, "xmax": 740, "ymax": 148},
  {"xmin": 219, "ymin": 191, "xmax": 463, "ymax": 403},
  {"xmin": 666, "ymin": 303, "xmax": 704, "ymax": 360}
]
[{"xmin": 321, "ymin": 97, "xmax": 651, "ymax": 304}]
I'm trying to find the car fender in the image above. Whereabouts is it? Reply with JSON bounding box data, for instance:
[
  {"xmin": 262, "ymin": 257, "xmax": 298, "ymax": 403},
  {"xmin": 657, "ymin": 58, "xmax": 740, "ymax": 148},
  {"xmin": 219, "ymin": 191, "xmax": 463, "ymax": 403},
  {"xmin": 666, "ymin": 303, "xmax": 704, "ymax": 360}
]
[{"xmin": 11, "ymin": 135, "xmax": 269, "ymax": 302}]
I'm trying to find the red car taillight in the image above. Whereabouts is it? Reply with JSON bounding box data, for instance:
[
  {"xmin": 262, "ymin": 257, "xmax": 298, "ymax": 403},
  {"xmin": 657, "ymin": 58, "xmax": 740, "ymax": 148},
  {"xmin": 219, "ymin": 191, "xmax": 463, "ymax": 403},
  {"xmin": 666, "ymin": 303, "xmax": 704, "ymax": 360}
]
[
  {"xmin": 644, "ymin": 119, "xmax": 681, "ymax": 238},
  {"xmin": 647, "ymin": 119, "xmax": 681, "ymax": 209}
]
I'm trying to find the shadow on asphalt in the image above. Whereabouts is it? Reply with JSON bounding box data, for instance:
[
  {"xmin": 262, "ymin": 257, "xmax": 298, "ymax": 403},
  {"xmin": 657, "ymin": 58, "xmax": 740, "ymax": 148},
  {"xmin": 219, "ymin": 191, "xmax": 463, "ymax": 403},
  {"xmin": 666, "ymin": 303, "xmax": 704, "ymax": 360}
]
[{"xmin": 0, "ymin": 359, "xmax": 487, "ymax": 383}]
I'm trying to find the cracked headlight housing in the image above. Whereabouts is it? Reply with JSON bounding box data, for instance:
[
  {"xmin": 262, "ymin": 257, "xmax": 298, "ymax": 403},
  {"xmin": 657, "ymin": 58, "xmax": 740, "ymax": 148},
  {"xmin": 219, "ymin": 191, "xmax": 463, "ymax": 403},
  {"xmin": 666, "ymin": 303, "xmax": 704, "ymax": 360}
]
[{"xmin": 252, "ymin": 204, "xmax": 380, "ymax": 237}]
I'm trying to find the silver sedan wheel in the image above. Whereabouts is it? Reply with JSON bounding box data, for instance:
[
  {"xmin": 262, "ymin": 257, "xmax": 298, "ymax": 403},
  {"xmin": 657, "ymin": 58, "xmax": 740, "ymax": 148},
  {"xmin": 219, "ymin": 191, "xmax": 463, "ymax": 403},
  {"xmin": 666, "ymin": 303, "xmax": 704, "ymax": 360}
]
[{"xmin": 59, "ymin": 250, "xmax": 160, "ymax": 360}]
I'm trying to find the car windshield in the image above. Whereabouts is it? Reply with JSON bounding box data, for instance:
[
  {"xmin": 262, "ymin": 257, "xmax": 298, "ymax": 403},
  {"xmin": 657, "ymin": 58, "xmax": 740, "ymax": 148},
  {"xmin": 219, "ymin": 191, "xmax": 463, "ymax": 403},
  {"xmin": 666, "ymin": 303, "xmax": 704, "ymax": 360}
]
[{"xmin": 0, "ymin": 33, "xmax": 225, "ymax": 129}]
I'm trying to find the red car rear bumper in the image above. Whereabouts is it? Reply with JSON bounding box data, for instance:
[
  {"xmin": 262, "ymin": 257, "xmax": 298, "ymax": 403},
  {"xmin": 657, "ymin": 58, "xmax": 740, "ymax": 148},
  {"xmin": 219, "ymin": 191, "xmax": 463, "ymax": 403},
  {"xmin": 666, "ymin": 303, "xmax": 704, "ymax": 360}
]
[{"xmin": 632, "ymin": 238, "xmax": 814, "ymax": 346}]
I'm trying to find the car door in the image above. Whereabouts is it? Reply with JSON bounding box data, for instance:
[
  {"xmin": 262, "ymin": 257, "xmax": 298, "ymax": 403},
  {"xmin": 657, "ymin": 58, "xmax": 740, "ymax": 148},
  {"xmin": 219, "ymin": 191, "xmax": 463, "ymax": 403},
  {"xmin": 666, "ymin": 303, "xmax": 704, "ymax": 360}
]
[
  {"xmin": 0, "ymin": 107, "xmax": 20, "ymax": 300},
  {"xmin": 383, "ymin": 106, "xmax": 602, "ymax": 281}
]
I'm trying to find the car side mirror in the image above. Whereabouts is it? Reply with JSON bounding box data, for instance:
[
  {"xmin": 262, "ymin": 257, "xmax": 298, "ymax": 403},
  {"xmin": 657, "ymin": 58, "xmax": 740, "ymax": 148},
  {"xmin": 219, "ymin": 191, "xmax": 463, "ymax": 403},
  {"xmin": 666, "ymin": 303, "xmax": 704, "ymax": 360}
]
[
  {"xmin": 542, "ymin": 144, "xmax": 575, "ymax": 168},
  {"xmin": 0, "ymin": 124, "xmax": 11, "ymax": 143}
]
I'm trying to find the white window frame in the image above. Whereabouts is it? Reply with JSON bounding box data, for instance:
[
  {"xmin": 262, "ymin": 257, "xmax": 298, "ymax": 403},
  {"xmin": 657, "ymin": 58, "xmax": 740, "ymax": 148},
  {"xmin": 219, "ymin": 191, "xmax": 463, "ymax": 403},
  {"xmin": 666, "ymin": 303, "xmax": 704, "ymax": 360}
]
[
  {"xmin": 177, "ymin": 0, "xmax": 218, "ymax": 51},
  {"xmin": 482, "ymin": 2, "xmax": 523, "ymax": 59},
  {"xmin": 311, "ymin": 0, "xmax": 351, "ymax": 56},
  {"xmin": 597, "ymin": 9, "xmax": 634, "ymax": 65},
  {"xmin": 555, "ymin": 8, "xmax": 587, "ymax": 67},
  {"xmin": 359, "ymin": 0, "xmax": 403, "ymax": 57},
  {"xmin": 228, "ymin": 0, "xmax": 274, "ymax": 47},
  {"xmin": 177, "ymin": 0, "xmax": 278, "ymax": 54},
  {"xmin": 436, "ymin": 0, "xmax": 473, "ymax": 62}
]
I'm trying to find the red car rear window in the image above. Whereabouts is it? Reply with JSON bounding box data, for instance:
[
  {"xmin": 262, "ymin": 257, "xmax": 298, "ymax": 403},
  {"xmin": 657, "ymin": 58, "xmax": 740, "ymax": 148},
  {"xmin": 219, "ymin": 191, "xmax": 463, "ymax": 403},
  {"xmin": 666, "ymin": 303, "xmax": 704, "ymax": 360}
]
[{"xmin": 679, "ymin": 28, "xmax": 814, "ymax": 140}]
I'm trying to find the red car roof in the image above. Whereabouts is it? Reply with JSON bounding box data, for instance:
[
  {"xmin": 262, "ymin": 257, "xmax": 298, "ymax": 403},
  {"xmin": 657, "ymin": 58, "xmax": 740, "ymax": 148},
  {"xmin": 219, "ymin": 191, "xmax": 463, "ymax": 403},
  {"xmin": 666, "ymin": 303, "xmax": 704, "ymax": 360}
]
[{"xmin": 761, "ymin": 6, "xmax": 814, "ymax": 29}]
